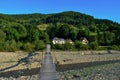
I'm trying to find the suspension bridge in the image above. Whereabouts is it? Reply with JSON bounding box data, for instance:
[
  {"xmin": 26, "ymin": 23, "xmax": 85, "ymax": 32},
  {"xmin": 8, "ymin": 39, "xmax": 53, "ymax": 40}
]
[{"xmin": 38, "ymin": 44, "xmax": 60, "ymax": 80}]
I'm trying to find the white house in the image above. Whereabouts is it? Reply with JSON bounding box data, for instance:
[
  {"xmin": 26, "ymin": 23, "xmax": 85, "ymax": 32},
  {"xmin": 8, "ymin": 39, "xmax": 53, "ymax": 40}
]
[{"xmin": 52, "ymin": 37, "xmax": 65, "ymax": 44}]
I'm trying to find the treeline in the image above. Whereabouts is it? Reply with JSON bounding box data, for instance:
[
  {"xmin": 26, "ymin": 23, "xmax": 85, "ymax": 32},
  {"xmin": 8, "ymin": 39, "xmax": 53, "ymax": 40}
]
[{"xmin": 0, "ymin": 11, "xmax": 120, "ymax": 51}]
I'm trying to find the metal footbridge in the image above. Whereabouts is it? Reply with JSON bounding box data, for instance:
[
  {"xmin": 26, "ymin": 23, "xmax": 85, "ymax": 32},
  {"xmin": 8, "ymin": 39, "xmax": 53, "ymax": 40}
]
[{"xmin": 38, "ymin": 44, "xmax": 59, "ymax": 80}]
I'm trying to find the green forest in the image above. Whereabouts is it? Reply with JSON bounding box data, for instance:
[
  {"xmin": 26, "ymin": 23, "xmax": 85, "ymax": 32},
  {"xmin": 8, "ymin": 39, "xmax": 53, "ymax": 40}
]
[{"xmin": 0, "ymin": 11, "xmax": 120, "ymax": 51}]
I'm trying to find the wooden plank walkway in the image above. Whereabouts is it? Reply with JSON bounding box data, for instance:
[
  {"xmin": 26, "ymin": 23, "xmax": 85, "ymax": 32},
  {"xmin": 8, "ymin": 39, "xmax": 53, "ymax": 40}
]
[{"xmin": 38, "ymin": 44, "xmax": 59, "ymax": 80}]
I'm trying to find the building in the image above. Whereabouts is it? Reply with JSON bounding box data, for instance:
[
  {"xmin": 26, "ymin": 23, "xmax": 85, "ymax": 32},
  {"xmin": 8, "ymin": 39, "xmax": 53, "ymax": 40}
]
[
  {"xmin": 52, "ymin": 37, "xmax": 65, "ymax": 44},
  {"xmin": 80, "ymin": 37, "xmax": 89, "ymax": 45}
]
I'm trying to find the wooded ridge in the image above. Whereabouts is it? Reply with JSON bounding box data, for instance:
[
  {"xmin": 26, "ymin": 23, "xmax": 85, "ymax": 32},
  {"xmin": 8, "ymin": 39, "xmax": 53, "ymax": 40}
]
[{"xmin": 0, "ymin": 11, "xmax": 120, "ymax": 51}]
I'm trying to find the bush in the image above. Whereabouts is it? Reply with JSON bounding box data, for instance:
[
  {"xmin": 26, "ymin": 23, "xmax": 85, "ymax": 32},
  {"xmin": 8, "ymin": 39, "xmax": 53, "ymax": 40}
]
[
  {"xmin": 9, "ymin": 40, "xmax": 18, "ymax": 51},
  {"xmin": 63, "ymin": 42, "xmax": 75, "ymax": 50},
  {"xmin": 0, "ymin": 40, "xmax": 18, "ymax": 52},
  {"xmin": 74, "ymin": 40, "xmax": 88, "ymax": 50},
  {"xmin": 34, "ymin": 40, "xmax": 45, "ymax": 50},
  {"xmin": 3, "ymin": 41, "xmax": 11, "ymax": 51},
  {"xmin": 17, "ymin": 42, "xmax": 23, "ymax": 50},
  {"xmin": 111, "ymin": 45, "xmax": 120, "ymax": 50},
  {"xmin": 74, "ymin": 40, "xmax": 82, "ymax": 50},
  {"xmin": 23, "ymin": 42, "xmax": 35, "ymax": 51},
  {"xmin": 52, "ymin": 44, "xmax": 64, "ymax": 50},
  {"xmin": 0, "ymin": 42, "xmax": 4, "ymax": 51},
  {"xmin": 89, "ymin": 41, "xmax": 98, "ymax": 50}
]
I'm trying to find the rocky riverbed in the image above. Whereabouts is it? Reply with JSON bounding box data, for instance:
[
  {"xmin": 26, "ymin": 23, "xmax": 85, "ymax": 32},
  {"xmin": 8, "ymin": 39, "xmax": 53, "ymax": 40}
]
[
  {"xmin": 0, "ymin": 51, "xmax": 120, "ymax": 80},
  {"xmin": 0, "ymin": 62, "xmax": 120, "ymax": 80},
  {"xmin": 59, "ymin": 62, "xmax": 120, "ymax": 80}
]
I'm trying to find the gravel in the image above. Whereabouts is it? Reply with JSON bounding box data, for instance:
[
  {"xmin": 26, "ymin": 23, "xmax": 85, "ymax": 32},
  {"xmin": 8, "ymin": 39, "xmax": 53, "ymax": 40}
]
[
  {"xmin": 0, "ymin": 58, "xmax": 120, "ymax": 80},
  {"xmin": 0, "ymin": 63, "xmax": 120, "ymax": 80},
  {"xmin": 59, "ymin": 62, "xmax": 120, "ymax": 80},
  {"xmin": 0, "ymin": 75, "xmax": 38, "ymax": 80}
]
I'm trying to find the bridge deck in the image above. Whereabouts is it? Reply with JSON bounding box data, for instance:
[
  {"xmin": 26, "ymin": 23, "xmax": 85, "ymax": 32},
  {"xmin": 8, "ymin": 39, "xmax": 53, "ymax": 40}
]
[{"xmin": 38, "ymin": 44, "xmax": 59, "ymax": 80}]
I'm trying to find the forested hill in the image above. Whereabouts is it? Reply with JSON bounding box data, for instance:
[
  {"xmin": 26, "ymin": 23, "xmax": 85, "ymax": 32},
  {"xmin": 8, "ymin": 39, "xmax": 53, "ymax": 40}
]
[
  {"xmin": 0, "ymin": 11, "xmax": 120, "ymax": 51},
  {"xmin": 1, "ymin": 11, "xmax": 120, "ymax": 26}
]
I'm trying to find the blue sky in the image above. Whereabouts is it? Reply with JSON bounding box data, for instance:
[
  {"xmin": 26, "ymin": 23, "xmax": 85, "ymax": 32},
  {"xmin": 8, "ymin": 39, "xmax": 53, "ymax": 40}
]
[{"xmin": 0, "ymin": 0, "xmax": 120, "ymax": 23}]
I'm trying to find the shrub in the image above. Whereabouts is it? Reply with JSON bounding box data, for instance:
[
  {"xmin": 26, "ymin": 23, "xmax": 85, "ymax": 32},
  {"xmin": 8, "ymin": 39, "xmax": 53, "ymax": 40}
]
[
  {"xmin": 34, "ymin": 40, "xmax": 45, "ymax": 50},
  {"xmin": 63, "ymin": 42, "xmax": 75, "ymax": 50},
  {"xmin": 74, "ymin": 40, "xmax": 88, "ymax": 50},
  {"xmin": 23, "ymin": 42, "xmax": 35, "ymax": 51},
  {"xmin": 89, "ymin": 41, "xmax": 98, "ymax": 50},
  {"xmin": 52, "ymin": 44, "xmax": 64, "ymax": 50},
  {"xmin": 111, "ymin": 45, "xmax": 120, "ymax": 50}
]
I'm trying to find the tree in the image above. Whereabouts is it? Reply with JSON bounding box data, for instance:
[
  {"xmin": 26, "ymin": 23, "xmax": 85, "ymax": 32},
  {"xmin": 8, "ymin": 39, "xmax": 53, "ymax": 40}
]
[
  {"xmin": 77, "ymin": 26, "xmax": 90, "ymax": 38},
  {"xmin": 104, "ymin": 31, "xmax": 115, "ymax": 45},
  {"xmin": 88, "ymin": 35, "xmax": 97, "ymax": 43},
  {"xmin": 46, "ymin": 24, "xmax": 56, "ymax": 39},
  {"xmin": 3, "ymin": 23, "xmax": 27, "ymax": 41},
  {"xmin": 39, "ymin": 31, "xmax": 50, "ymax": 43},
  {"xmin": 11, "ymin": 23, "xmax": 27, "ymax": 41},
  {"xmin": 0, "ymin": 29, "xmax": 6, "ymax": 42},
  {"xmin": 26, "ymin": 25, "xmax": 39, "ymax": 42},
  {"xmin": 89, "ymin": 23, "xmax": 97, "ymax": 32},
  {"xmin": 97, "ymin": 32, "xmax": 104, "ymax": 45},
  {"xmin": 89, "ymin": 41, "xmax": 98, "ymax": 50},
  {"xmin": 58, "ymin": 24, "xmax": 70, "ymax": 39},
  {"xmin": 34, "ymin": 40, "xmax": 45, "ymax": 50},
  {"xmin": 114, "ymin": 27, "xmax": 120, "ymax": 45},
  {"xmin": 4, "ymin": 26, "xmax": 19, "ymax": 41},
  {"xmin": 69, "ymin": 27, "xmax": 78, "ymax": 40}
]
